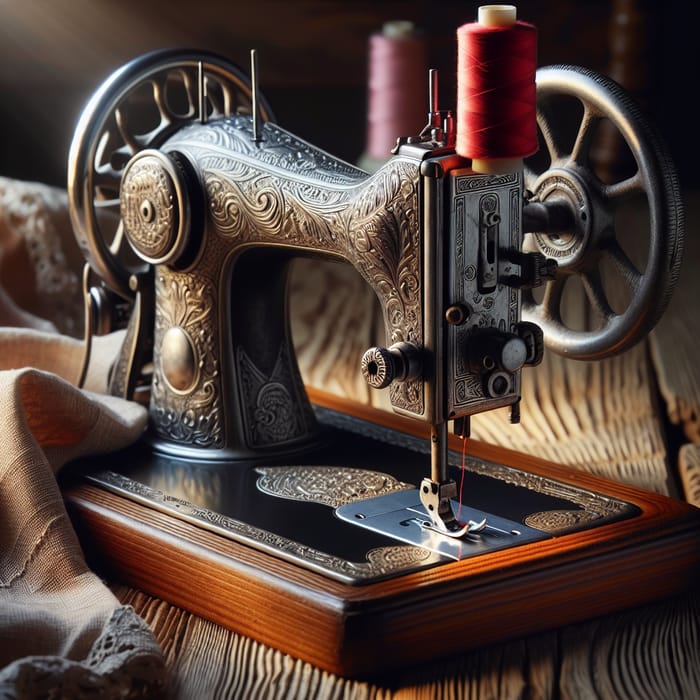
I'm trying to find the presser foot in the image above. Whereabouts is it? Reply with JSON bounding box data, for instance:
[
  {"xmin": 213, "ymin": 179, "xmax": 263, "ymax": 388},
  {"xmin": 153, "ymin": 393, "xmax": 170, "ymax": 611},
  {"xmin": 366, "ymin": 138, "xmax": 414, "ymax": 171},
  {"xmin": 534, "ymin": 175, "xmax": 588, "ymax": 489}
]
[
  {"xmin": 420, "ymin": 516, "xmax": 487, "ymax": 538},
  {"xmin": 418, "ymin": 477, "xmax": 485, "ymax": 538}
]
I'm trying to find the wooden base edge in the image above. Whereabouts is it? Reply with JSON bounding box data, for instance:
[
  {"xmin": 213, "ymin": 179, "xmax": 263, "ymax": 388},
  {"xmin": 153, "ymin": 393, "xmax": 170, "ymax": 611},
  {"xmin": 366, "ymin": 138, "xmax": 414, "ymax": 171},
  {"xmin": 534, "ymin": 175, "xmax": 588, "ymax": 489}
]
[{"xmin": 63, "ymin": 401, "xmax": 700, "ymax": 678}]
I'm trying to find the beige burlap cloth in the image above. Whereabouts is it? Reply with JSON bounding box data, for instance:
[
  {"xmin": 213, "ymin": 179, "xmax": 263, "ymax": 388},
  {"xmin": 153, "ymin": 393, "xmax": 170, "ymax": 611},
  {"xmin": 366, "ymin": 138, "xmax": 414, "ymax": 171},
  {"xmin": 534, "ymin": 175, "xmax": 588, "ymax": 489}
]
[{"xmin": 0, "ymin": 177, "xmax": 166, "ymax": 697}]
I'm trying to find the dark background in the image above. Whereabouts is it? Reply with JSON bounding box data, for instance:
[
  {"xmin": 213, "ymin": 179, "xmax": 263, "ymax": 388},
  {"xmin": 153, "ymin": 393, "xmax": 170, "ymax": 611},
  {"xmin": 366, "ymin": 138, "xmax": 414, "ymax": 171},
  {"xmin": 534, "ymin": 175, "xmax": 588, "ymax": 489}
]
[{"xmin": 0, "ymin": 0, "xmax": 695, "ymax": 189}]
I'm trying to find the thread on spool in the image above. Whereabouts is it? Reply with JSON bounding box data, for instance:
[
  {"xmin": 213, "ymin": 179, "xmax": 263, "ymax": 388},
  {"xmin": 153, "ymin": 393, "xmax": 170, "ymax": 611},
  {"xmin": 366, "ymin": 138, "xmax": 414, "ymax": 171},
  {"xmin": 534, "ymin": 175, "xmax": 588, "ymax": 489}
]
[
  {"xmin": 359, "ymin": 21, "xmax": 427, "ymax": 170},
  {"xmin": 456, "ymin": 8, "xmax": 538, "ymax": 173}
]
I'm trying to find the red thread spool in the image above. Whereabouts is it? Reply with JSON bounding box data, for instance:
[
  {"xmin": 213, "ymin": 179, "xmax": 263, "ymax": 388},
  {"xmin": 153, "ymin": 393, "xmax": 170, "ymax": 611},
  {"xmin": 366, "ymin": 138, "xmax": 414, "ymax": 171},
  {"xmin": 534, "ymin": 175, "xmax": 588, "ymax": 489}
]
[
  {"xmin": 456, "ymin": 5, "xmax": 538, "ymax": 173},
  {"xmin": 359, "ymin": 21, "xmax": 427, "ymax": 172}
]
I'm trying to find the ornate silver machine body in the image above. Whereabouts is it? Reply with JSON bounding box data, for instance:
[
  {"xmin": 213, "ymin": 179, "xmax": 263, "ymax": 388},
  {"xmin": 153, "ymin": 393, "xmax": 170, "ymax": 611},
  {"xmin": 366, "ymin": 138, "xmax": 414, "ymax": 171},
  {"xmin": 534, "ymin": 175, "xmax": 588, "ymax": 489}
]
[{"xmin": 66, "ymin": 41, "xmax": 683, "ymax": 577}]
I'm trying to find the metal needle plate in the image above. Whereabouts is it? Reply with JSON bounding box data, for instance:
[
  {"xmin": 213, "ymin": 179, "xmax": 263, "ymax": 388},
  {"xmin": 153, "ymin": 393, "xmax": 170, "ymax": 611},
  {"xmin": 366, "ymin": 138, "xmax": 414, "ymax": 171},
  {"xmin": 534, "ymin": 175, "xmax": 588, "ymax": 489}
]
[{"xmin": 336, "ymin": 489, "xmax": 546, "ymax": 560}]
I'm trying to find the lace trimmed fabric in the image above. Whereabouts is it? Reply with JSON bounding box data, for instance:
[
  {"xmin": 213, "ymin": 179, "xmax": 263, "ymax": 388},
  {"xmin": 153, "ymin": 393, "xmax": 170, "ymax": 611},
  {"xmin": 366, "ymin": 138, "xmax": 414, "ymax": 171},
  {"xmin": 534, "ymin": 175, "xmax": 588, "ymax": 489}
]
[
  {"xmin": 0, "ymin": 176, "xmax": 84, "ymax": 337},
  {"xmin": 0, "ymin": 607, "xmax": 164, "ymax": 699},
  {"xmin": 0, "ymin": 178, "xmax": 166, "ymax": 698},
  {"xmin": 0, "ymin": 333, "xmax": 166, "ymax": 699}
]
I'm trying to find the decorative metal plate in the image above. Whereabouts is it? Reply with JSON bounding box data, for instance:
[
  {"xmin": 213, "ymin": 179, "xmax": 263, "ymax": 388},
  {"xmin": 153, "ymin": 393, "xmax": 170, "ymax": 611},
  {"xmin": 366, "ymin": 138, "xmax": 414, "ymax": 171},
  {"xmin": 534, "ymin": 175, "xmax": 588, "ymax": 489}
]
[
  {"xmin": 70, "ymin": 405, "xmax": 639, "ymax": 585},
  {"xmin": 336, "ymin": 490, "xmax": 545, "ymax": 560}
]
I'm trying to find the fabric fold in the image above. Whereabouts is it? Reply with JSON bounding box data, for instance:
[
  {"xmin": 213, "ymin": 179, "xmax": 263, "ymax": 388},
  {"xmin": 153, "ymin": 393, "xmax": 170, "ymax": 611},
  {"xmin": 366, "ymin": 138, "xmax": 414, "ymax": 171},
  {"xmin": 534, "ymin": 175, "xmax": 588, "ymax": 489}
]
[{"xmin": 0, "ymin": 330, "xmax": 165, "ymax": 698}]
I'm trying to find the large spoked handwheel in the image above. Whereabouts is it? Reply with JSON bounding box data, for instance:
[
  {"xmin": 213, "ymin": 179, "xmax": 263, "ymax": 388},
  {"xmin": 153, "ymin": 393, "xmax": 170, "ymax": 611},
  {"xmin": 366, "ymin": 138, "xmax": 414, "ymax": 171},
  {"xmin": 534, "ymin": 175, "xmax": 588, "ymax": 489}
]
[
  {"xmin": 522, "ymin": 65, "xmax": 684, "ymax": 360},
  {"xmin": 68, "ymin": 49, "xmax": 275, "ymax": 300}
]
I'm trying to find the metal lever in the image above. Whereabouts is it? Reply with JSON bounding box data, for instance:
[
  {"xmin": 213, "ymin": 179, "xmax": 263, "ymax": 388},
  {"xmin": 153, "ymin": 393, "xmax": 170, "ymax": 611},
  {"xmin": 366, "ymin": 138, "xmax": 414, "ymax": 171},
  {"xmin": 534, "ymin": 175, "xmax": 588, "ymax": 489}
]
[{"xmin": 419, "ymin": 69, "xmax": 455, "ymax": 146}]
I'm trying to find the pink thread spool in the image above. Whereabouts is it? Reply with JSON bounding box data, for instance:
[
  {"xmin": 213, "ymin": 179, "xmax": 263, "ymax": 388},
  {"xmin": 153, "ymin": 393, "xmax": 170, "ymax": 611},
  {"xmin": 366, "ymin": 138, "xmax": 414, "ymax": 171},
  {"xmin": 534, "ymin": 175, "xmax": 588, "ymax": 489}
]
[
  {"xmin": 456, "ymin": 5, "xmax": 538, "ymax": 174},
  {"xmin": 359, "ymin": 20, "xmax": 427, "ymax": 172}
]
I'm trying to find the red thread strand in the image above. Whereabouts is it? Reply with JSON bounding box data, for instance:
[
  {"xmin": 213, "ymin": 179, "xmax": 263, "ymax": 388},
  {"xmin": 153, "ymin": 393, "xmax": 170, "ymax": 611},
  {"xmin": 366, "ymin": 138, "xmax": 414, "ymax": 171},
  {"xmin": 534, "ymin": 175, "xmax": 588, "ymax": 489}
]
[
  {"xmin": 456, "ymin": 20, "xmax": 538, "ymax": 161},
  {"xmin": 365, "ymin": 26, "xmax": 426, "ymax": 159}
]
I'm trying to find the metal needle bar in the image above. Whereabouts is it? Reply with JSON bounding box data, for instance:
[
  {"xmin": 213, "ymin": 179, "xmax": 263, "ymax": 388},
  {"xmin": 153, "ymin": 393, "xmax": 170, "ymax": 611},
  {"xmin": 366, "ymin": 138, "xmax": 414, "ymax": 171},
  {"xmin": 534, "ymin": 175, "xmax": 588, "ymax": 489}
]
[
  {"xmin": 251, "ymin": 49, "xmax": 261, "ymax": 143},
  {"xmin": 430, "ymin": 422, "xmax": 448, "ymax": 483}
]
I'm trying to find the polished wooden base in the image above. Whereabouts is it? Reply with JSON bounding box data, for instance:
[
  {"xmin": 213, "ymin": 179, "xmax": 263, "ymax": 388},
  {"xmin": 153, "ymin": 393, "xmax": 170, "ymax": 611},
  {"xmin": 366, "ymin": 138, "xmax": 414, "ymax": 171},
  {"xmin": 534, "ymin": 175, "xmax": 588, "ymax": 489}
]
[{"xmin": 62, "ymin": 389, "xmax": 700, "ymax": 679}]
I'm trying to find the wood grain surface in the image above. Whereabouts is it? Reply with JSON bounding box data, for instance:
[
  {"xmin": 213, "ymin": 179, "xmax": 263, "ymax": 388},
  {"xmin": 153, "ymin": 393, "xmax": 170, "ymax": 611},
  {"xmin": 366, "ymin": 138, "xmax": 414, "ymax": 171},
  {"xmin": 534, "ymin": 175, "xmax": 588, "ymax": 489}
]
[
  {"xmin": 680, "ymin": 444, "xmax": 700, "ymax": 508},
  {"xmin": 110, "ymin": 584, "xmax": 699, "ymax": 699}
]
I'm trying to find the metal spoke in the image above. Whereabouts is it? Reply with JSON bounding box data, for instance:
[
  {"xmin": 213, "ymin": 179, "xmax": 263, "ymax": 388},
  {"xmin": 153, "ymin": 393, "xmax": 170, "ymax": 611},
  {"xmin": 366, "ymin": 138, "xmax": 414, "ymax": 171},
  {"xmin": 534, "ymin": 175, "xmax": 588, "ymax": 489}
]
[
  {"xmin": 535, "ymin": 99, "xmax": 564, "ymax": 164},
  {"xmin": 108, "ymin": 222, "xmax": 127, "ymax": 257},
  {"xmin": 93, "ymin": 163, "xmax": 123, "ymax": 196},
  {"xmin": 604, "ymin": 239, "xmax": 643, "ymax": 293},
  {"xmin": 168, "ymin": 68, "xmax": 195, "ymax": 118},
  {"xmin": 570, "ymin": 106, "xmax": 601, "ymax": 167},
  {"xmin": 603, "ymin": 171, "xmax": 645, "ymax": 202},
  {"xmin": 208, "ymin": 76, "xmax": 227, "ymax": 116},
  {"xmin": 115, "ymin": 104, "xmax": 143, "ymax": 154},
  {"xmin": 539, "ymin": 275, "xmax": 566, "ymax": 323},
  {"xmin": 580, "ymin": 265, "xmax": 615, "ymax": 321},
  {"xmin": 94, "ymin": 116, "xmax": 127, "ymax": 170},
  {"xmin": 151, "ymin": 76, "xmax": 176, "ymax": 125},
  {"xmin": 94, "ymin": 197, "xmax": 120, "ymax": 211}
]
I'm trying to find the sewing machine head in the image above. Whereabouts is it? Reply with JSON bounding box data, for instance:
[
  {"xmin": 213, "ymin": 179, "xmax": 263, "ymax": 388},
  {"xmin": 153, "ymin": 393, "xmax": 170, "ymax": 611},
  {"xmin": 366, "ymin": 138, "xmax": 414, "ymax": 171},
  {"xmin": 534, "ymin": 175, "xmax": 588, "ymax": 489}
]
[{"xmin": 67, "ymin": 9, "xmax": 683, "ymax": 538}]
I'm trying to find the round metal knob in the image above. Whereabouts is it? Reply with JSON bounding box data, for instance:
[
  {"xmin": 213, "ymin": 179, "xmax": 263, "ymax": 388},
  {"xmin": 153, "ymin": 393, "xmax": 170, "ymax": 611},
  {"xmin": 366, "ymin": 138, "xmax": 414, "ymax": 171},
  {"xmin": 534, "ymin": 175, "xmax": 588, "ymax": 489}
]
[
  {"xmin": 478, "ymin": 334, "xmax": 528, "ymax": 374},
  {"xmin": 361, "ymin": 342, "xmax": 422, "ymax": 389},
  {"xmin": 361, "ymin": 347, "xmax": 394, "ymax": 389},
  {"xmin": 120, "ymin": 149, "xmax": 192, "ymax": 266},
  {"xmin": 445, "ymin": 303, "xmax": 470, "ymax": 325},
  {"xmin": 485, "ymin": 371, "xmax": 512, "ymax": 398}
]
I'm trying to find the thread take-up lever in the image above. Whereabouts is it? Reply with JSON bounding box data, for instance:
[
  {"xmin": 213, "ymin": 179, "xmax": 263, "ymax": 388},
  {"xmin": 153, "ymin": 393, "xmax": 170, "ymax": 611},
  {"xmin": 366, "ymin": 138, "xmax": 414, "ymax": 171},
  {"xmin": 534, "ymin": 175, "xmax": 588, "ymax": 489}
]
[{"xmin": 416, "ymin": 69, "xmax": 455, "ymax": 147}]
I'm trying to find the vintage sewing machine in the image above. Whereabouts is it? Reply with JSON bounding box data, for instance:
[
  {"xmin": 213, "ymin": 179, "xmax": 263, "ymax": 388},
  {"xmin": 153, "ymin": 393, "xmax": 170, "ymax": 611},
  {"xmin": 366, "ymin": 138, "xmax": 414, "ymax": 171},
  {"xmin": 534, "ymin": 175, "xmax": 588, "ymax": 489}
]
[{"xmin": 61, "ymin": 9, "xmax": 699, "ymax": 679}]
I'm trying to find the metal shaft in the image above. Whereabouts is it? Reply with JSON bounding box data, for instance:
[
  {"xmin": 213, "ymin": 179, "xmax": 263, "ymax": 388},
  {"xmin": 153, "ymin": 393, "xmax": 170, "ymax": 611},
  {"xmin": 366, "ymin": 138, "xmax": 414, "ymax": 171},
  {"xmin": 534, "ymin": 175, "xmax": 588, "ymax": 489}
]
[
  {"xmin": 251, "ymin": 49, "xmax": 261, "ymax": 143},
  {"xmin": 430, "ymin": 422, "xmax": 448, "ymax": 483}
]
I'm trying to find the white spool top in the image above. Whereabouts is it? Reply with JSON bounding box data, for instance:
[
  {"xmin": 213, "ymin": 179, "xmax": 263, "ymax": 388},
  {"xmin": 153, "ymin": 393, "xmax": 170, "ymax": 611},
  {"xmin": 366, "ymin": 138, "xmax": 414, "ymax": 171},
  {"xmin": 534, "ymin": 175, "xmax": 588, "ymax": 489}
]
[
  {"xmin": 478, "ymin": 5, "xmax": 517, "ymax": 28},
  {"xmin": 382, "ymin": 20, "xmax": 417, "ymax": 38}
]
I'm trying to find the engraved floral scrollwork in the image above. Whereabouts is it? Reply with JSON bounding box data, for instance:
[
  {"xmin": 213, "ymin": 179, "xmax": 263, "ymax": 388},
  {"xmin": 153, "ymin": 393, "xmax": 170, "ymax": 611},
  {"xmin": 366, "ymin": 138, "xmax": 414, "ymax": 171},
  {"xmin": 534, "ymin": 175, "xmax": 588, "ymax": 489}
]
[
  {"xmin": 120, "ymin": 157, "xmax": 176, "ymax": 260},
  {"xmin": 524, "ymin": 509, "xmax": 601, "ymax": 533},
  {"xmin": 347, "ymin": 163, "xmax": 423, "ymax": 414},
  {"xmin": 255, "ymin": 465, "xmax": 414, "ymax": 507},
  {"xmin": 366, "ymin": 546, "xmax": 433, "ymax": 570},
  {"xmin": 464, "ymin": 459, "xmax": 630, "ymax": 520},
  {"xmin": 238, "ymin": 344, "xmax": 315, "ymax": 446},
  {"xmin": 167, "ymin": 117, "xmax": 426, "ymax": 417},
  {"xmin": 151, "ymin": 268, "xmax": 222, "ymax": 447}
]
